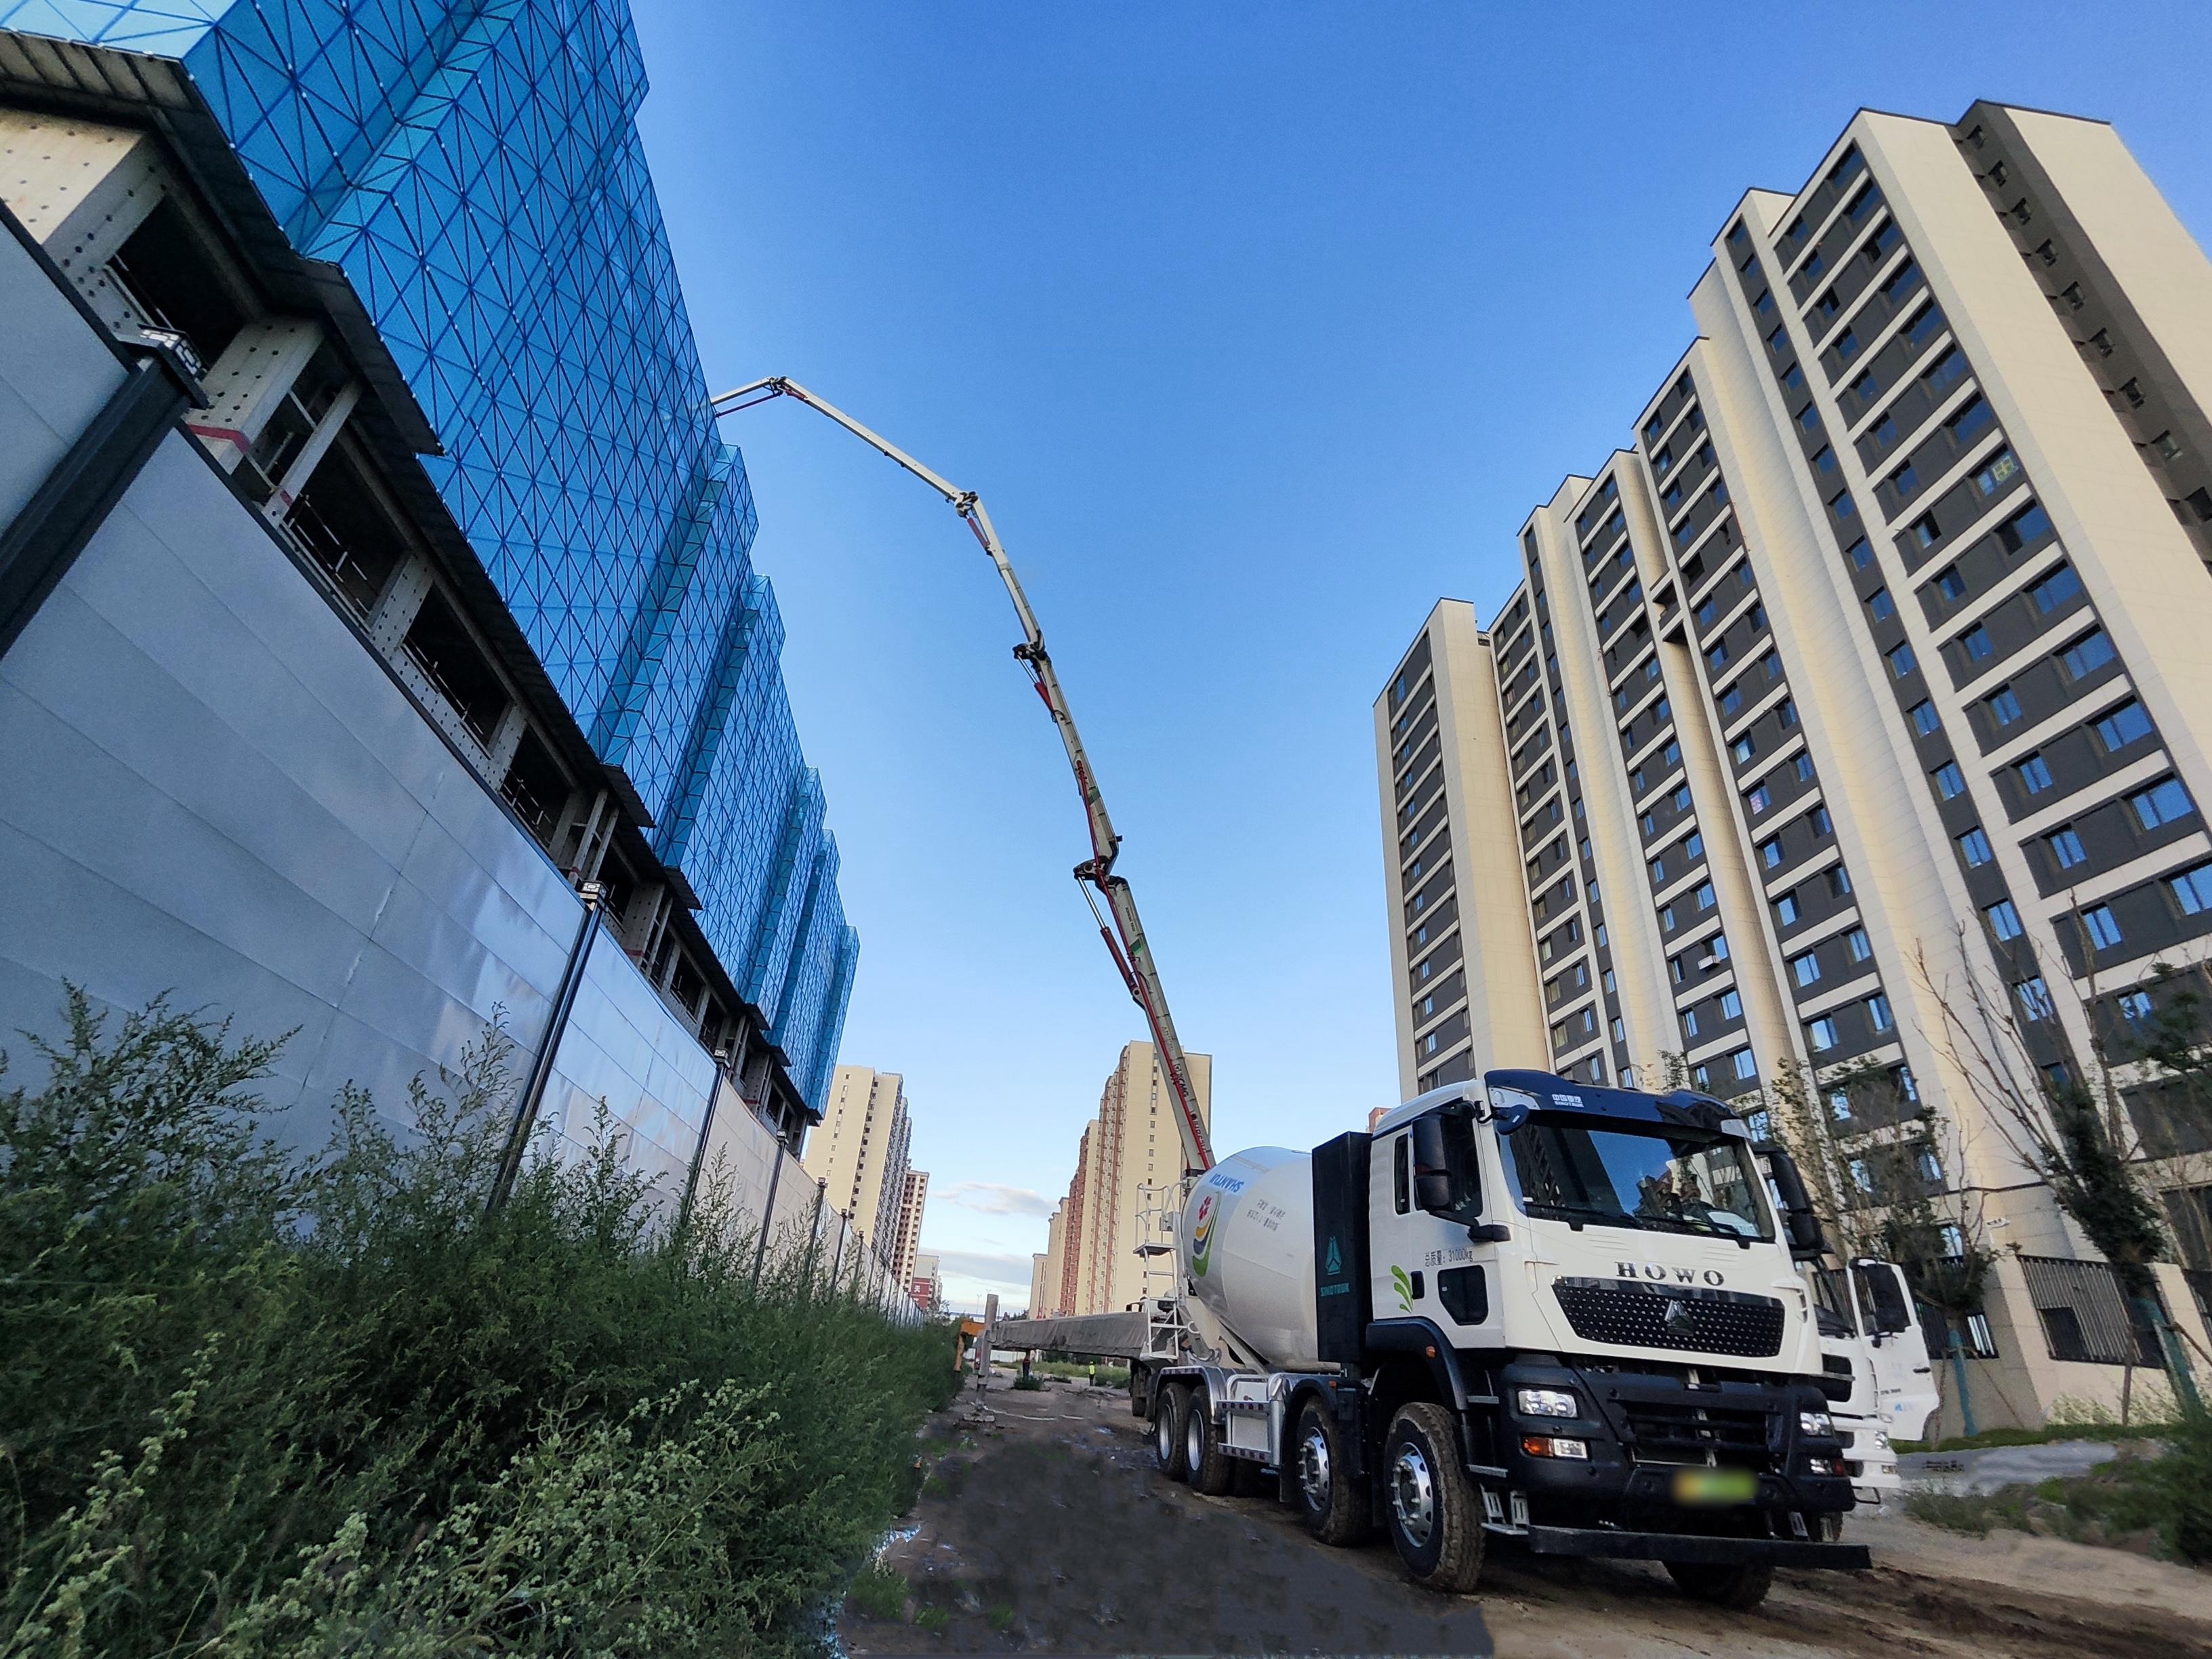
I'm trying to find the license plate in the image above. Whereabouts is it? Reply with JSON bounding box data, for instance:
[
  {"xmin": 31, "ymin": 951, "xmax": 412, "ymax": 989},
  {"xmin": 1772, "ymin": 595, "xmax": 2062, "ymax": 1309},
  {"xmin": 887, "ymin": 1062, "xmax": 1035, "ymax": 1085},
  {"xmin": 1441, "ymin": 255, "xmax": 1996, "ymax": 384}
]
[{"xmin": 1671, "ymin": 1467, "xmax": 1757, "ymax": 1507}]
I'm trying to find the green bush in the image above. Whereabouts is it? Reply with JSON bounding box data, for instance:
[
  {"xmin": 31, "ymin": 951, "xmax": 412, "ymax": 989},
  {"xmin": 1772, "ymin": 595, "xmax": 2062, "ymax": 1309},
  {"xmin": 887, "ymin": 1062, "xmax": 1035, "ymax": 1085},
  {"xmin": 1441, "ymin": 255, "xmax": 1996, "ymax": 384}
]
[{"xmin": 0, "ymin": 993, "xmax": 960, "ymax": 1657}]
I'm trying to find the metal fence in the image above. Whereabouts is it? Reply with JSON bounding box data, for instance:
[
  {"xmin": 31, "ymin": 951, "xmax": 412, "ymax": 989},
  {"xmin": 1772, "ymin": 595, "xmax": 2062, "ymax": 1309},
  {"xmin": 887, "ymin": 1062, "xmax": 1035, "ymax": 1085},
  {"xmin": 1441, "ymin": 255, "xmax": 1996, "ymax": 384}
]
[{"xmin": 2017, "ymin": 1255, "xmax": 2162, "ymax": 1367}]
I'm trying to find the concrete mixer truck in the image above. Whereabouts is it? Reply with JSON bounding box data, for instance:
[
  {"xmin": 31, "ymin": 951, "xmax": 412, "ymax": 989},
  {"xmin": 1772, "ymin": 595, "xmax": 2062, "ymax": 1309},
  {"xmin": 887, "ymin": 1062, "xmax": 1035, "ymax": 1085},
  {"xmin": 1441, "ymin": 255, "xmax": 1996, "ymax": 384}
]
[{"xmin": 1133, "ymin": 1068, "xmax": 1871, "ymax": 1605}]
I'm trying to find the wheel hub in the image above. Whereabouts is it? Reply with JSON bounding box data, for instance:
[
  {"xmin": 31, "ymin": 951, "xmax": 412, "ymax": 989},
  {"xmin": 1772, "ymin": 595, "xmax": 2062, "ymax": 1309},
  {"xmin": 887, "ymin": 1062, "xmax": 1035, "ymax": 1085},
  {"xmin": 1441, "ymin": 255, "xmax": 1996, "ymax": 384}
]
[
  {"xmin": 1185, "ymin": 1404, "xmax": 1206, "ymax": 1472},
  {"xmin": 1299, "ymin": 1427, "xmax": 1332, "ymax": 1508},
  {"xmin": 1154, "ymin": 1405, "xmax": 1174, "ymax": 1465},
  {"xmin": 1391, "ymin": 1441, "xmax": 1437, "ymax": 1548}
]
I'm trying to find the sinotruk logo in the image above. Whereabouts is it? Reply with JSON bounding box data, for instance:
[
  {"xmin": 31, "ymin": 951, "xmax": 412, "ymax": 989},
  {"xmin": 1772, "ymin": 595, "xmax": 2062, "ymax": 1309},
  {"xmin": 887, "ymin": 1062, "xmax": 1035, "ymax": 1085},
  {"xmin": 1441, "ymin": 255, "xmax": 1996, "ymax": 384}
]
[{"xmin": 1324, "ymin": 1235, "xmax": 1343, "ymax": 1277}]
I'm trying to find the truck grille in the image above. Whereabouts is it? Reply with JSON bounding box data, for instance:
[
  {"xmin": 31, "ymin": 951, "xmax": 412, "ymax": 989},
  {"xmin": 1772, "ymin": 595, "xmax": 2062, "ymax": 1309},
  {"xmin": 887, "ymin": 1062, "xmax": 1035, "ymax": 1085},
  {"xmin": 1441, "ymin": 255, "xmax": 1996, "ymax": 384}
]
[
  {"xmin": 1620, "ymin": 1399, "xmax": 1776, "ymax": 1469},
  {"xmin": 1551, "ymin": 1277, "xmax": 1785, "ymax": 1358}
]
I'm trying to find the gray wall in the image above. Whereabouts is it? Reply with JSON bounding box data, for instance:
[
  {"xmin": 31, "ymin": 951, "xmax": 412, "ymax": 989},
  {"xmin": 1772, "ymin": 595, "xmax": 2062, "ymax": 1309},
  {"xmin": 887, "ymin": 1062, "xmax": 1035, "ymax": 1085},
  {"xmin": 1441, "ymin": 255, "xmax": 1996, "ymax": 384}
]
[{"xmin": 0, "ymin": 226, "xmax": 917, "ymax": 1321}]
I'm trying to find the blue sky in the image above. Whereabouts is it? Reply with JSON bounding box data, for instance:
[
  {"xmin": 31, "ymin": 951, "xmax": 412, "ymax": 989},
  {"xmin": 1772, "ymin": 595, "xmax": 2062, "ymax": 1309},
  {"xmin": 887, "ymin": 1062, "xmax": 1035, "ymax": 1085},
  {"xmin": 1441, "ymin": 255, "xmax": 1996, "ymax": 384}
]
[{"xmin": 629, "ymin": 1, "xmax": 2212, "ymax": 1310}]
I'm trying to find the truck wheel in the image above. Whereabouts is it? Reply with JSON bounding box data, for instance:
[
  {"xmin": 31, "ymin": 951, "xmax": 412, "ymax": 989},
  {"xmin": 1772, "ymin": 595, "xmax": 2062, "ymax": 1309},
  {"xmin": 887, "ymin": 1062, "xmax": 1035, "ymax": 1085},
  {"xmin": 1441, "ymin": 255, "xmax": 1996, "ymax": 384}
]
[
  {"xmin": 1665, "ymin": 1561, "xmax": 1774, "ymax": 1610},
  {"xmin": 1382, "ymin": 1402, "xmax": 1485, "ymax": 1593},
  {"xmin": 1292, "ymin": 1396, "xmax": 1370, "ymax": 1546},
  {"xmin": 1186, "ymin": 1387, "xmax": 1234, "ymax": 1496},
  {"xmin": 1153, "ymin": 1382, "xmax": 1191, "ymax": 1481}
]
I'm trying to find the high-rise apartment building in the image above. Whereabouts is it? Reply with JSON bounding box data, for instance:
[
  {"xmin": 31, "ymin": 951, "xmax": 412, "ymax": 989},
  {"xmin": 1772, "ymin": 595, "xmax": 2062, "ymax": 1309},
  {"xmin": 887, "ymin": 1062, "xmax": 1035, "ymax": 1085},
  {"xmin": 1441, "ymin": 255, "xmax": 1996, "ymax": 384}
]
[
  {"xmin": 0, "ymin": 1, "xmax": 855, "ymax": 1125},
  {"xmin": 890, "ymin": 1168, "xmax": 929, "ymax": 1287},
  {"xmin": 804, "ymin": 1066, "xmax": 916, "ymax": 1253},
  {"xmin": 1378, "ymin": 102, "xmax": 2212, "ymax": 1431},
  {"xmin": 1034, "ymin": 1200, "xmax": 1069, "ymax": 1317},
  {"xmin": 1043, "ymin": 1041, "xmax": 1213, "ymax": 1316}
]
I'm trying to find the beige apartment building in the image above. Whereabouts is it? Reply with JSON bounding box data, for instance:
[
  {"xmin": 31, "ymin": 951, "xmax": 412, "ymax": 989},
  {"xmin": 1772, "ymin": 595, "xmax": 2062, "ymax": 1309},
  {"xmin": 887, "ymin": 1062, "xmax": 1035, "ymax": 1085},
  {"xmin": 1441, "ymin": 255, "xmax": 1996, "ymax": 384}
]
[
  {"xmin": 1378, "ymin": 101, "xmax": 2212, "ymax": 1433},
  {"xmin": 890, "ymin": 1169, "xmax": 930, "ymax": 1287},
  {"xmin": 802, "ymin": 1065, "xmax": 919, "ymax": 1267},
  {"xmin": 1040, "ymin": 1041, "xmax": 1214, "ymax": 1317}
]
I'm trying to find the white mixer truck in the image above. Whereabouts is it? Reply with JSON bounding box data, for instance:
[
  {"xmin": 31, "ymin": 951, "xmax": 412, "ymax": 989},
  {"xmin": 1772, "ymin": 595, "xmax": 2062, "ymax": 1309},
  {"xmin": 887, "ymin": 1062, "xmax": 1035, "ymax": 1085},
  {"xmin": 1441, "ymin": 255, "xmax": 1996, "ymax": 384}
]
[{"xmin": 1134, "ymin": 1069, "xmax": 1871, "ymax": 1604}]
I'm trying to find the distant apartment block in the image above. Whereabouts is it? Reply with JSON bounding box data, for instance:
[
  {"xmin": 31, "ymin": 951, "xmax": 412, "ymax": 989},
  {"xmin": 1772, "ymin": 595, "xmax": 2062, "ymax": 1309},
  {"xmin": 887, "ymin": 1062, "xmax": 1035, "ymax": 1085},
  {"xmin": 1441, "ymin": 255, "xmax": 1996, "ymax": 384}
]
[
  {"xmin": 1377, "ymin": 102, "xmax": 2212, "ymax": 1431},
  {"xmin": 1040, "ymin": 1042, "xmax": 1212, "ymax": 1316},
  {"xmin": 804, "ymin": 1066, "xmax": 916, "ymax": 1257},
  {"xmin": 890, "ymin": 1169, "xmax": 930, "ymax": 1288}
]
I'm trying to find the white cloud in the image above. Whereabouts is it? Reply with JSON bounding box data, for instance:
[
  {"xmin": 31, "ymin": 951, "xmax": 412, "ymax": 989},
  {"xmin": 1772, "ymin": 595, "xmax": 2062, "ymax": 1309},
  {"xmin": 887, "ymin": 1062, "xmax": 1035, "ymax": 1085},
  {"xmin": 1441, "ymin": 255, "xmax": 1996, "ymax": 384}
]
[{"xmin": 937, "ymin": 1181, "xmax": 1053, "ymax": 1218}]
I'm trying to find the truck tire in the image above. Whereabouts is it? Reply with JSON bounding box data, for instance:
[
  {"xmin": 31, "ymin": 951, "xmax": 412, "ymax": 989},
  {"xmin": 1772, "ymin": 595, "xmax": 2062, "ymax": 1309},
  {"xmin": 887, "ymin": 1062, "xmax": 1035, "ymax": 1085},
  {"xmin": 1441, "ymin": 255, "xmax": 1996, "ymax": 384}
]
[
  {"xmin": 1186, "ymin": 1386, "xmax": 1235, "ymax": 1496},
  {"xmin": 1665, "ymin": 1560, "xmax": 1774, "ymax": 1610},
  {"xmin": 1153, "ymin": 1381, "xmax": 1191, "ymax": 1481},
  {"xmin": 1382, "ymin": 1402, "xmax": 1485, "ymax": 1593},
  {"xmin": 1292, "ymin": 1396, "xmax": 1370, "ymax": 1546}
]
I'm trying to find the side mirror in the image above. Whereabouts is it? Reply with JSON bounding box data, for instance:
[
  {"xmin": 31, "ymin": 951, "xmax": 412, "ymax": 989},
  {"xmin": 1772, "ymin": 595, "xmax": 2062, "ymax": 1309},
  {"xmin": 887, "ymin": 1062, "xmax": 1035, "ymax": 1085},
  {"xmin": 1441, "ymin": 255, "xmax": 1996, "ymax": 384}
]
[
  {"xmin": 1758, "ymin": 1143, "xmax": 1826, "ymax": 1260},
  {"xmin": 1411, "ymin": 1115, "xmax": 1457, "ymax": 1212}
]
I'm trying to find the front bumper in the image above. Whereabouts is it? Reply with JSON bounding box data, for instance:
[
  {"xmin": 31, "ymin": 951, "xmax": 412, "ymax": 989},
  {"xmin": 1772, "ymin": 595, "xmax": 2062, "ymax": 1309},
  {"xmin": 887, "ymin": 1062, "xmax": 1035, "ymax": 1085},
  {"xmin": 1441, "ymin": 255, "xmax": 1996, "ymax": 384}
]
[
  {"xmin": 1496, "ymin": 1357, "xmax": 1855, "ymax": 1529},
  {"xmin": 1525, "ymin": 1525, "xmax": 1869, "ymax": 1569}
]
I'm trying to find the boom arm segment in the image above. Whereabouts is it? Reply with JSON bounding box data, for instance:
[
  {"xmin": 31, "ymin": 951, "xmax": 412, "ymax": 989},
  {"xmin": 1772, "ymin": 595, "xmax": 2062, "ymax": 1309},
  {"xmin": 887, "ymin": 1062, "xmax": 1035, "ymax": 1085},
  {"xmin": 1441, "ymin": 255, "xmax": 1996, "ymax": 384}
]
[{"xmin": 709, "ymin": 376, "xmax": 1214, "ymax": 1172}]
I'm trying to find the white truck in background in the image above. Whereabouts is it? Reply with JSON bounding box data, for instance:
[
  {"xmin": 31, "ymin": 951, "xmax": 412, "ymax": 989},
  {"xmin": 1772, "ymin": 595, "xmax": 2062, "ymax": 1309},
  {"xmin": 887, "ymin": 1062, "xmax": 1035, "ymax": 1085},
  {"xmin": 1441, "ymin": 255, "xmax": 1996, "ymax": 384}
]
[
  {"xmin": 1806, "ymin": 1256, "xmax": 1941, "ymax": 1502},
  {"xmin": 1134, "ymin": 1069, "xmax": 1872, "ymax": 1605}
]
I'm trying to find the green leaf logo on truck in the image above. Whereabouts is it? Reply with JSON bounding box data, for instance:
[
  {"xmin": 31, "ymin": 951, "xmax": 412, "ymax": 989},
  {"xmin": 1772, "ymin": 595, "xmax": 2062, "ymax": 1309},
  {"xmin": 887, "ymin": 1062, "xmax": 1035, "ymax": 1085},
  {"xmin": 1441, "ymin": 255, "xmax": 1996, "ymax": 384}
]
[
  {"xmin": 1190, "ymin": 1191, "xmax": 1220, "ymax": 1277},
  {"xmin": 1390, "ymin": 1264, "xmax": 1414, "ymax": 1313}
]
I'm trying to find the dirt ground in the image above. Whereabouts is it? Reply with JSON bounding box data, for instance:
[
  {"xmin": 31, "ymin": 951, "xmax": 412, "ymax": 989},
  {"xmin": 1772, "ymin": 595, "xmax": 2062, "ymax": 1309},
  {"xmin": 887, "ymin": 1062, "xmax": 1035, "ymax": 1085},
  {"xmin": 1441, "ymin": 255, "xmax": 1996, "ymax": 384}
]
[{"xmin": 838, "ymin": 1377, "xmax": 2212, "ymax": 1658}]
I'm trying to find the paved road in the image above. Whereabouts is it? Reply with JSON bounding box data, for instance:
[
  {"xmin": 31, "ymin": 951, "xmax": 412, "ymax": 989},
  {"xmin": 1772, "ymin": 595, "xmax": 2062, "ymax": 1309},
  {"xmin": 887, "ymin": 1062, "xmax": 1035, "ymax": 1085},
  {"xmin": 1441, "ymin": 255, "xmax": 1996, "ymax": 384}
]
[{"xmin": 841, "ymin": 1380, "xmax": 2212, "ymax": 1658}]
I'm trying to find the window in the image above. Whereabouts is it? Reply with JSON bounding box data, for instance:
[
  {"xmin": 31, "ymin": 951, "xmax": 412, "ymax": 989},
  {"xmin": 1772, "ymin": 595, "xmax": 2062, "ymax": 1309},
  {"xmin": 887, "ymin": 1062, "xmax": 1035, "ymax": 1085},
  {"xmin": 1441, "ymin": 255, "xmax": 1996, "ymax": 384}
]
[
  {"xmin": 1732, "ymin": 1049, "xmax": 1757, "ymax": 1081},
  {"xmin": 2132, "ymin": 777, "xmax": 2193, "ymax": 830},
  {"xmin": 1761, "ymin": 836, "xmax": 1784, "ymax": 869},
  {"xmin": 1996, "ymin": 499, "xmax": 2052, "ymax": 553},
  {"xmin": 1961, "ymin": 625, "xmax": 1993, "ymax": 662},
  {"xmin": 1696, "ymin": 881, "xmax": 1717, "ymax": 911},
  {"xmin": 1845, "ymin": 928, "xmax": 1872, "ymax": 963},
  {"xmin": 1868, "ymin": 994, "xmax": 1893, "ymax": 1032},
  {"xmin": 2030, "ymin": 565, "xmax": 2083, "ymax": 614},
  {"xmin": 1792, "ymin": 951, "xmax": 1822, "ymax": 987},
  {"xmin": 1986, "ymin": 899, "xmax": 2023, "ymax": 941},
  {"xmin": 1610, "ymin": 1017, "xmax": 1625, "ymax": 1043},
  {"xmin": 1948, "ymin": 396, "xmax": 1993, "ymax": 444},
  {"xmin": 1986, "ymin": 686, "xmax": 2023, "ymax": 726},
  {"xmin": 1849, "ymin": 1158, "xmax": 1873, "ymax": 1193},
  {"xmin": 1795, "ymin": 401, "xmax": 1818, "ymax": 432},
  {"xmin": 1828, "ymin": 1090, "xmax": 1853, "ymax": 1122},
  {"xmin": 2171, "ymin": 863, "xmax": 2212, "ymax": 916},
  {"xmin": 1934, "ymin": 566, "xmax": 1967, "ymax": 602},
  {"xmin": 1923, "ymin": 346, "xmax": 1967, "ymax": 396},
  {"xmin": 2060, "ymin": 630, "xmax": 2115, "ymax": 680},
  {"xmin": 1910, "ymin": 700, "xmax": 1941, "ymax": 735},
  {"xmin": 2119, "ymin": 990, "xmax": 2153, "ymax": 1023},
  {"xmin": 1959, "ymin": 826, "xmax": 1994, "ymax": 867},
  {"xmin": 1707, "ymin": 640, "xmax": 1729, "ymax": 672},
  {"xmin": 1709, "ymin": 933, "xmax": 1730, "ymax": 962},
  {"xmin": 2047, "ymin": 826, "xmax": 2087, "ymax": 869},
  {"xmin": 1809, "ymin": 1017, "xmax": 1841, "ymax": 1052},
  {"xmin": 2120, "ymin": 377, "xmax": 2145, "ymax": 409},
  {"xmin": 1776, "ymin": 892, "xmax": 1801, "ymax": 926},
  {"xmin": 1720, "ymin": 684, "xmax": 1744, "ymax": 718},
  {"xmin": 1673, "ymin": 783, "xmax": 1692, "ymax": 812},
  {"xmin": 1732, "ymin": 735, "xmax": 1757, "ymax": 763},
  {"xmin": 1973, "ymin": 449, "xmax": 2020, "ymax": 497},
  {"xmin": 2095, "ymin": 699, "xmax": 2154, "ymax": 752},
  {"xmin": 2017, "ymin": 754, "xmax": 2053, "ymax": 794},
  {"xmin": 1683, "ymin": 1007, "xmax": 1701, "ymax": 1038},
  {"xmin": 1917, "ymin": 1147, "xmax": 1944, "ymax": 1183},
  {"xmin": 1650, "ymin": 853, "xmax": 1668, "ymax": 885},
  {"xmin": 1394, "ymin": 1134, "xmax": 1411, "ymax": 1213},
  {"xmin": 1909, "ymin": 510, "xmax": 1941, "ymax": 548},
  {"xmin": 2083, "ymin": 905, "xmax": 2123, "ymax": 951},
  {"xmin": 1887, "ymin": 642, "xmax": 1919, "ymax": 678},
  {"xmin": 1827, "ymin": 865, "xmax": 1852, "ymax": 898},
  {"xmin": 1811, "ymin": 805, "xmax": 1832, "ymax": 836},
  {"xmin": 1746, "ymin": 783, "xmax": 1771, "ymax": 815},
  {"xmin": 1934, "ymin": 760, "xmax": 1967, "ymax": 799},
  {"xmin": 1660, "ymin": 903, "xmax": 1677, "ymax": 931},
  {"xmin": 1794, "ymin": 754, "xmax": 1816, "ymax": 783},
  {"xmin": 1843, "ymin": 537, "xmax": 1873, "ymax": 571},
  {"xmin": 2016, "ymin": 977, "xmax": 2055, "ymax": 1021},
  {"xmin": 1868, "ymin": 587, "xmax": 1896, "ymax": 621},
  {"xmin": 1603, "ymin": 969, "xmax": 1616, "ymax": 993},
  {"xmin": 1670, "ymin": 952, "xmax": 1686, "ymax": 984}
]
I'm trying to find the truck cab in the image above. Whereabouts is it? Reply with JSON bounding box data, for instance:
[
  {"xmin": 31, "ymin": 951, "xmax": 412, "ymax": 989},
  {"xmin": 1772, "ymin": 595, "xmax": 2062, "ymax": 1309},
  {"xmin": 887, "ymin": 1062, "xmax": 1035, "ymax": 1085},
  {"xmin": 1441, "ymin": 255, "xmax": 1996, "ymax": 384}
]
[{"xmin": 1150, "ymin": 1067, "xmax": 1868, "ymax": 1605}]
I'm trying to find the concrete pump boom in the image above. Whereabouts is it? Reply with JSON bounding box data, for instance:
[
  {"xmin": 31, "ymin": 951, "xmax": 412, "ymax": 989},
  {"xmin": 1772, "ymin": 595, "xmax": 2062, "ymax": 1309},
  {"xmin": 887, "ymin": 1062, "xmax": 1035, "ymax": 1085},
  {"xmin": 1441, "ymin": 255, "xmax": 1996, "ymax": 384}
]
[{"xmin": 709, "ymin": 377, "xmax": 1214, "ymax": 1174}]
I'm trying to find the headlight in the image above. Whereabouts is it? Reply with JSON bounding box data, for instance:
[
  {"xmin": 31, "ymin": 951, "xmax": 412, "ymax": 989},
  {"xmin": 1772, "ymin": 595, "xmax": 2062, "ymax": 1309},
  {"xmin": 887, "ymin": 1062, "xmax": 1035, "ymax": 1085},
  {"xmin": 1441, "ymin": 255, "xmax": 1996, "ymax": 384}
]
[
  {"xmin": 1799, "ymin": 1410, "xmax": 1835, "ymax": 1437},
  {"xmin": 1516, "ymin": 1387, "xmax": 1580, "ymax": 1418},
  {"xmin": 1872, "ymin": 1431, "xmax": 1891, "ymax": 1450}
]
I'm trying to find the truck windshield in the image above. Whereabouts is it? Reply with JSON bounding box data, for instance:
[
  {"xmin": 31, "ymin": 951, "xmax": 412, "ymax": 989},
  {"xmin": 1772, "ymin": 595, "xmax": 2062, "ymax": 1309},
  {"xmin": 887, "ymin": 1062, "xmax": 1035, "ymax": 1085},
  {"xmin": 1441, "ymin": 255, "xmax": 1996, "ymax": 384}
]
[{"xmin": 1498, "ymin": 1113, "xmax": 1774, "ymax": 1242}]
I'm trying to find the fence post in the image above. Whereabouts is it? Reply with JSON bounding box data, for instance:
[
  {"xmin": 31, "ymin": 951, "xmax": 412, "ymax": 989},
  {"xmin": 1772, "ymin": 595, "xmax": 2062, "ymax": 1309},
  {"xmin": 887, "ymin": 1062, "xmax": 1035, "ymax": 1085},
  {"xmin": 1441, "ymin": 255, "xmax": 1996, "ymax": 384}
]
[
  {"xmin": 800, "ymin": 1179, "xmax": 827, "ymax": 1300},
  {"xmin": 749, "ymin": 1143, "xmax": 787, "ymax": 1290},
  {"xmin": 489, "ymin": 882, "xmax": 604, "ymax": 1212}
]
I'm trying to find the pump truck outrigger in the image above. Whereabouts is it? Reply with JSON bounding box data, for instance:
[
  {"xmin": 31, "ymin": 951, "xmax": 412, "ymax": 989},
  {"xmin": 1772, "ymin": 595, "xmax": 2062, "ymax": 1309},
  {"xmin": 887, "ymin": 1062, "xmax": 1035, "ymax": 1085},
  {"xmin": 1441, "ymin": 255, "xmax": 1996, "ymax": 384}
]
[{"xmin": 1134, "ymin": 1070, "xmax": 1871, "ymax": 1605}]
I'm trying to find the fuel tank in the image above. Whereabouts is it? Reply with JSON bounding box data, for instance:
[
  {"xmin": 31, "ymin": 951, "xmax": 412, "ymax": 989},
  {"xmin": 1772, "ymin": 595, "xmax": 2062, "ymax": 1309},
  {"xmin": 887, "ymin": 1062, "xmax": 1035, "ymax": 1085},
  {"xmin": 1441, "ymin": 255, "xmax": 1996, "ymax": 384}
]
[{"xmin": 1181, "ymin": 1147, "xmax": 1320, "ymax": 1370}]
